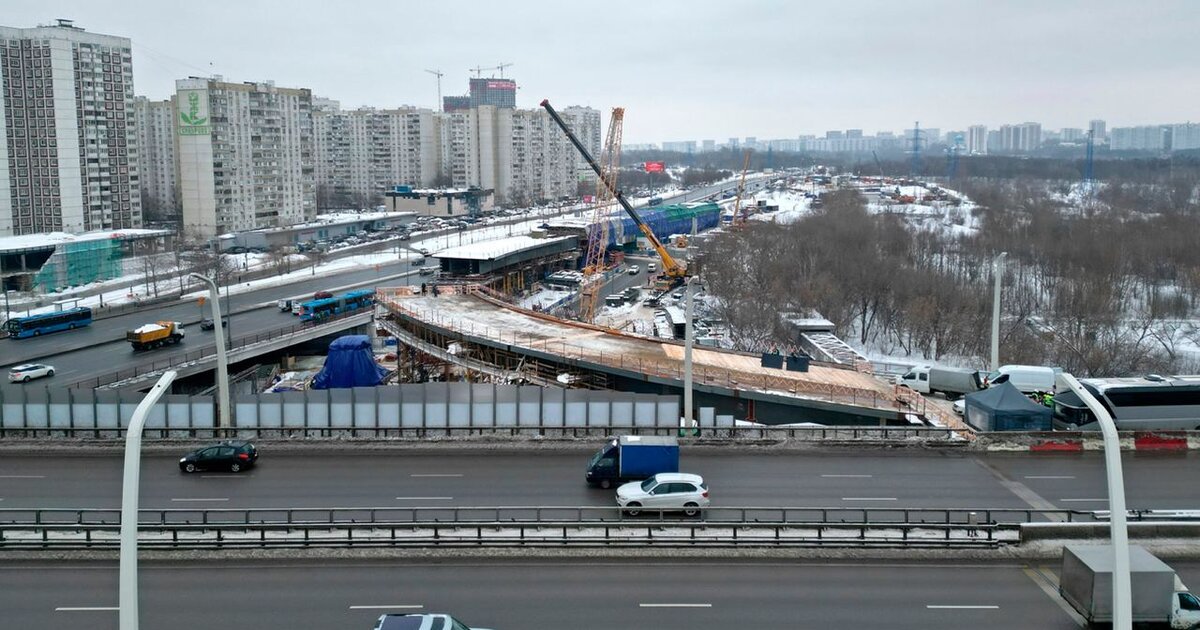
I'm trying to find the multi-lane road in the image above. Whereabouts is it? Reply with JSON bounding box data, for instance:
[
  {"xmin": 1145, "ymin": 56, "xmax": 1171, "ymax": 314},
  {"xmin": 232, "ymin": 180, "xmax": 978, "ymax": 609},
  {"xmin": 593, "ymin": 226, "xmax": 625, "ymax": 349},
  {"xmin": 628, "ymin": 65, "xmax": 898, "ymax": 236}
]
[
  {"xmin": 1, "ymin": 449, "xmax": 1196, "ymax": 512},
  {"xmin": 7, "ymin": 558, "xmax": 1200, "ymax": 629},
  {"xmin": 0, "ymin": 178, "xmax": 757, "ymax": 383}
]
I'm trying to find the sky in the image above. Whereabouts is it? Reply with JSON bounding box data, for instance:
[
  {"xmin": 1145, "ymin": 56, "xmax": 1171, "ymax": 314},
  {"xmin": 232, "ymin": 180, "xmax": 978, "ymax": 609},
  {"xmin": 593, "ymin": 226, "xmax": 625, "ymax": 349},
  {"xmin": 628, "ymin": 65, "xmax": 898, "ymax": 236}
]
[{"xmin": 7, "ymin": 0, "xmax": 1199, "ymax": 143}]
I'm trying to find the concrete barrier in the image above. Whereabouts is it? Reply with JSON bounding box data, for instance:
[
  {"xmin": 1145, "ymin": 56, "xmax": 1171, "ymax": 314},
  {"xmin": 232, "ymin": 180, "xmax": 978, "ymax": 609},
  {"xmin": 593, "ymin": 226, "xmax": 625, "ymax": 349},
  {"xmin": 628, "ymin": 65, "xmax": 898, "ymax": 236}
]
[
  {"xmin": 1020, "ymin": 521, "xmax": 1200, "ymax": 543},
  {"xmin": 974, "ymin": 430, "xmax": 1199, "ymax": 453}
]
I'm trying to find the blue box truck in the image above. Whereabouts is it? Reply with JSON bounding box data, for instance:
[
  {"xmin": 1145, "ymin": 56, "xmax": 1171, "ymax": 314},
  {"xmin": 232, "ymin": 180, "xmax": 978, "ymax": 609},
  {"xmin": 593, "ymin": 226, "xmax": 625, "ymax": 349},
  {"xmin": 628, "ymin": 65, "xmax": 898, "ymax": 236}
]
[{"xmin": 586, "ymin": 435, "xmax": 679, "ymax": 489}]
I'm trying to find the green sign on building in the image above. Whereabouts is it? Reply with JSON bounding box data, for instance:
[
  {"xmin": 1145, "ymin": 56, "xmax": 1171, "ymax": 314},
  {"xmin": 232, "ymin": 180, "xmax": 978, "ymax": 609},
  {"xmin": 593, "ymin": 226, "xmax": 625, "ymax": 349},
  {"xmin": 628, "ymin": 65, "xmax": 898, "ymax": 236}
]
[{"xmin": 178, "ymin": 90, "xmax": 210, "ymax": 136}]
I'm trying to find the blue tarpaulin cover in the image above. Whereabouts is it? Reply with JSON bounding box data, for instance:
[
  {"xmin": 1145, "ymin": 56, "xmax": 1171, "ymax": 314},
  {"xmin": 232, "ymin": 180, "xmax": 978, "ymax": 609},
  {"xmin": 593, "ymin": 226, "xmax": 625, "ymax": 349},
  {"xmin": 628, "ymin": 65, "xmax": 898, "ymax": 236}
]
[{"xmin": 311, "ymin": 335, "xmax": 388, "ymax": 389}]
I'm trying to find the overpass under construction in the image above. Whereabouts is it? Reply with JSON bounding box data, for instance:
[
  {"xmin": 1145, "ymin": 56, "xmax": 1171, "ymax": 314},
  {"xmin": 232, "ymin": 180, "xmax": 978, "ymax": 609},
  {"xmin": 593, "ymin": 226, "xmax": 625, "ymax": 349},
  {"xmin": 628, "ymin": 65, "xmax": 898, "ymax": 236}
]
[{"xmin": 378, "ymin": 286, "xmax": 944, "ymax": 426}]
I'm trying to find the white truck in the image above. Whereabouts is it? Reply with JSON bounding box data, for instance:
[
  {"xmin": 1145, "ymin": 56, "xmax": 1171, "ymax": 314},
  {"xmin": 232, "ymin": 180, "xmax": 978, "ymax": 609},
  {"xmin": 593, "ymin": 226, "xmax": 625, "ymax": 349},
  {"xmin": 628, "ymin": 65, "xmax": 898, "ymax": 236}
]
[
  {"xmin": 1060, "ymin": 544, "xmax": 1200, "ymax": 628},
  {"xmin": 896, "ymin": 365, "xmax": 983, "ymax": 399}
]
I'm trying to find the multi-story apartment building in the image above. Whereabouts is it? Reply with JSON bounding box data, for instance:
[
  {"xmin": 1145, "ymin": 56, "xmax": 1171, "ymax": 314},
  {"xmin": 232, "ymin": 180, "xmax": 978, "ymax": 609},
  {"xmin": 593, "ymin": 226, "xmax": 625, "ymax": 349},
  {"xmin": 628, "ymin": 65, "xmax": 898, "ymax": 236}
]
[
  {"xmin": 1110, "ymin": 125, "xmax": 1167, "ymax": 152},
  {"xmin": 1089, "ymin": 119, "xmax": 1107, "ymax": 144},
  {"xmin": 132, "ymin": 96, "xmax": 176, "ymax": 221},
  {"xmin": 966, "ymin": 125, "xmax": 988, "ymax": 154},
  {"xmin": 997, "ymin": 122, "xmax": 1042, "ymax": 152},
  {"xmin": 175, "ymin": 77, "xmax": 315, "ymax": 238},
  {"xmin": 0, "ymin": 20, "xmax": 141, "ymax": 237},
  {"xmin": 313, "ymin": 104, "xmax": 438, "ymax": 208},
  {"xmin": 661, "ymin": 140, "xmax": 697, "ymax": 153},
  {"xmin": 1169, "ymin": 123, "xmax": 1200, "ymax": 151}
]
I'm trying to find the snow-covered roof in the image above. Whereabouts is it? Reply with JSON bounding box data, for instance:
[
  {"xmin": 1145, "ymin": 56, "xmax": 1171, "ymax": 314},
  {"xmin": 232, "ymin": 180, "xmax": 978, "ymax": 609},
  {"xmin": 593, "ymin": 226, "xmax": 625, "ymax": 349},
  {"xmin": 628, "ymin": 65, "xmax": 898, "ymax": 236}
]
[
  {"xmin": 0, "ymin": 229, "xmax": 170, "ymax": 252},
  {"xmin": 434, "ymin": 235, "xmax": 575, "ymax": 261}
]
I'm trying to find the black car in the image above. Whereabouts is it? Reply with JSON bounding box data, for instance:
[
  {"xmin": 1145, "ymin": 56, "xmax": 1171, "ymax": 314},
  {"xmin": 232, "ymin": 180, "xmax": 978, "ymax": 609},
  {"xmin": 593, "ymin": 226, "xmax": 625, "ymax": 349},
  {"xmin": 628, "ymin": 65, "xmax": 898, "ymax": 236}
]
[
  {"xmin": 179, "ymin": 440, "xmax": 258, "ymax": 473},
  {"xmin": 199, "ymin": 317, "xmax": 228, "ymax": 331}
]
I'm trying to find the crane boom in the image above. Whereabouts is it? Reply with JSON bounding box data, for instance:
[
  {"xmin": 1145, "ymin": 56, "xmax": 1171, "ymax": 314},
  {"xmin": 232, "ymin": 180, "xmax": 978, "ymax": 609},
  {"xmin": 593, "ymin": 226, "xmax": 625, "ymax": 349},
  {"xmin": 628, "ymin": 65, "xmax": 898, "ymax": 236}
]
[{"xmin": 540, "ymin": 99, "xmax": 686, "ymax": 279}]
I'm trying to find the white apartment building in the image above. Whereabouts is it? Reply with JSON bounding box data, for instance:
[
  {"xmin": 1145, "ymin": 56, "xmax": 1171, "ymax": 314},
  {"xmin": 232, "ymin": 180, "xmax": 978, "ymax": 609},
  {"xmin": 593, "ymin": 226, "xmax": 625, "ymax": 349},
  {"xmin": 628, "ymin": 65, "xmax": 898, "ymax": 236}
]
[
  {"xmin": 966, "ymin": 125, "xmax": 988, "ymax": 154},
  {"xmin": 313, "ymin": 105, "xmax": 438, "ymax": 208},
  {"xmin": 1170, "ymin": 123, "xmax": 1200, "ymax": 151},
  {"xmin": 1110, "ymin": 125, "xmax": 1167, "ymax": 151},
  {"xmin": 132, "ymin": 96, "xmax": 176, "ymax": 220},
  {"xmin": 175, "ymin": 77, "xmax": 315, "ymax": 238},
  {"xmin": 0, "ymin": 20, "xmax": 141, "ymax": 236}
]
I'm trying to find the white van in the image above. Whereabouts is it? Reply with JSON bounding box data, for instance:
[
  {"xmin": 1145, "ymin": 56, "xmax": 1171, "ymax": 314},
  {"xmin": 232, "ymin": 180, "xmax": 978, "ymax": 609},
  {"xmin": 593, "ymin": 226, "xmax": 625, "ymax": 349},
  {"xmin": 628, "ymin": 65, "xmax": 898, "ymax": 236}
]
[
  {"xmin": 648, "ymin": 262, "xmax": 657, "ymax": 273},
  {"xmin": 986, "ymin": 364, "xmax": 1060, "ymax": 393}
]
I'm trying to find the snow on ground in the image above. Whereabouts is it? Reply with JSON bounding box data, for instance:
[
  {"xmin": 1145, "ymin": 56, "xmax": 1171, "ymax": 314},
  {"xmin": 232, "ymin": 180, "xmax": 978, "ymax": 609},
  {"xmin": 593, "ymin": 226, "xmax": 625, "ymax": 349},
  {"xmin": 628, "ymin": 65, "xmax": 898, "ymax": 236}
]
[
  {"xmin": 518, "ymin": 286, "xmax": 575, "ymax": 311},
  {"xmin": 749, "ymin": 189, "xmax": 813, "ymax": 225}
]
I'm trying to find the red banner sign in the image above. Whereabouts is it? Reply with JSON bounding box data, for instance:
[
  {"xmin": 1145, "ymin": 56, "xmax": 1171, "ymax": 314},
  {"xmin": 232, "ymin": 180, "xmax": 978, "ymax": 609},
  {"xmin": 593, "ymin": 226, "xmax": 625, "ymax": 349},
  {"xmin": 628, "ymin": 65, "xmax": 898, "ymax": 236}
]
[{"xmin": 644, "ymin": 161, "xmax": 666, "ymax": 173}]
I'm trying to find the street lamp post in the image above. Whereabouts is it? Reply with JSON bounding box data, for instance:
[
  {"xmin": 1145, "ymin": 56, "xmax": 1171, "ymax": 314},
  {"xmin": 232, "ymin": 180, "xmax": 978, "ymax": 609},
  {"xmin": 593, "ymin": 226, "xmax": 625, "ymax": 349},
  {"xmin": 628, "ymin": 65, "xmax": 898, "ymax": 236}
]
[
  {"xmin": 119, "ymin": 370, "xmax": 177, "ymax": 630},
  {"xmin": 1058, "ymin": 372, "xmax": 1132, "ymax": 630},
  {"xmin": 189, "ymin": 273, "xmax": 231, "ymax": 432},
  {"xmin": 683, "ymin": 275, "xmax": 698, "ymax": 432},
  {"xmin": 990, "ymin": 252, "xmax": 1007, "ymax": 372}
]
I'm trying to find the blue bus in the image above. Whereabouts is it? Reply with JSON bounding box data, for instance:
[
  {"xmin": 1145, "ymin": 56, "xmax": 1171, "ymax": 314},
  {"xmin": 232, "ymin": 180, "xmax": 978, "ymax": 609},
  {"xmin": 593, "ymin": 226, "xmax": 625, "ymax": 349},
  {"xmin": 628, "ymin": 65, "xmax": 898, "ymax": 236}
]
[
  {"xmin": 298, "ymin": 289, "xmax": 375, "ymax": 322},
  {"xmin": 3, "ymin": 307, "xmax": 94, "ymax": 339}
]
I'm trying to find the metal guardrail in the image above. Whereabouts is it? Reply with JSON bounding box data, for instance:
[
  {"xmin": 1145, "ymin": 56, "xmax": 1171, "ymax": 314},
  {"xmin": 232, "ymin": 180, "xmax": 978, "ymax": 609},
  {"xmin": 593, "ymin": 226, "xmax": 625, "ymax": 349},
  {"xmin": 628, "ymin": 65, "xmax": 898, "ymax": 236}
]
[
  {"xmin": 2, "ymin": 505, "xmax": 1083, "ymax": 550},
  {"xmin": 70, "ymin": 308, "xmax": 373, "ymax": 389},
  {"xmin": 0, "ymin": 425, "xmax": 963, "ymax": 441}
]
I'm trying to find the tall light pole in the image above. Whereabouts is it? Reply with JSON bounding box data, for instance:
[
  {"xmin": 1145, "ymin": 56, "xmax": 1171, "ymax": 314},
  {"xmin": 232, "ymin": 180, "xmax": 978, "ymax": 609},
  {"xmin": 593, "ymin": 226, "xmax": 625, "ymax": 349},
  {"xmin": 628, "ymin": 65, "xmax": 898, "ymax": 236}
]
[
  {"xmin": 683, "ymin": 275, "xmax": 698, "ymax": 433},
  {"xmin": 189, "ymin": 273, "xmax": 231, "ymax": 431},
  {"xmin": 120, "ymin": 370, "xmax": 177, "ymax": 630},
  {"xmin": 1058, "ymin": 372, "xmax": 1131, "ymax": 630},
  {"xmin": 990, "ymin": 252, "xmax": 1006, "ymax": 372}
]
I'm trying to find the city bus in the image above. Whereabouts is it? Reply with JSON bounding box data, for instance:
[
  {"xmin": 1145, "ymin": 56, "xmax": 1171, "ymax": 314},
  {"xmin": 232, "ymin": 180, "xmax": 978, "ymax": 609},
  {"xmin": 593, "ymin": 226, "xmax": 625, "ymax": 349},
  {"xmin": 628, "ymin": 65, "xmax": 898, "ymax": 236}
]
[
  {"xmin": 1053, "ymin": 375, "xmax": 1200, "ymax": 431},
  {"xmin": 297, "ymin": 289, "xmax": 375, "ymax": 322},
  {"xmin": 3, "ymin": 307, "xmax": 94, "ymax": 339}
]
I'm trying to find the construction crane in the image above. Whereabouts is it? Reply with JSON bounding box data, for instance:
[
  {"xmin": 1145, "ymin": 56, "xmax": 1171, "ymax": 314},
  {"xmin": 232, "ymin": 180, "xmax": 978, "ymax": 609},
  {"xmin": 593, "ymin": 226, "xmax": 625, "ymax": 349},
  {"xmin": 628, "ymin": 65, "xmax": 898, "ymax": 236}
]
[
  {"xmin": 910, "ymin": 121, "xmax": 922, "ymax": 179},
  {"xmin": 424, "ymin": 69, "xmax": 444, "ymax": 109},
  {"xmin": 579, "ymin": 107, "xmax": 624, "ymax": 323},
  {"xmin": 731, "ymin": 150, "xmax": 753, "ymax": 227},
  {"xmin": 872, "ymin": 150, "xmax": 885, "ymax": 178},
  {"xmin": 470, "ymin": 63, "xmax": 514, "ymax": 78},
  {"xmin": 541, "ymin": 99, "xmax": 687, "ymax": 283}
]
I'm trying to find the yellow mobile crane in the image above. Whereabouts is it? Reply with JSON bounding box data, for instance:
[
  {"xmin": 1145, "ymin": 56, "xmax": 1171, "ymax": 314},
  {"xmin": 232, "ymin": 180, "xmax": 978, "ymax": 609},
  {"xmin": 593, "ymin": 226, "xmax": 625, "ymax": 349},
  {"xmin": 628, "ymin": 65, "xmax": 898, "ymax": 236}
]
[
  {"xmin": 731, "ymin": 149, "xmax": 753, "ymax": 227},
  {"xmin": 541, "ymin": 99, "xmax": 687, "ymax": 284}
]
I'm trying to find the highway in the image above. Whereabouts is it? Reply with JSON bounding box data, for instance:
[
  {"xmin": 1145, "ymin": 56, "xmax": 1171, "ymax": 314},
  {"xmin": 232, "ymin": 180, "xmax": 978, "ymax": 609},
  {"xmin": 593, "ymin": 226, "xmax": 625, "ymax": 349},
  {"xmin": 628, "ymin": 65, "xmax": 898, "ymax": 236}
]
[
  {"xmin": 1, "ymin": 450, "xmax": 1196, "ymax": 512},
  {"xmin": 10, "ymin": 558, "xmax": 1198, "ymax": 629}
]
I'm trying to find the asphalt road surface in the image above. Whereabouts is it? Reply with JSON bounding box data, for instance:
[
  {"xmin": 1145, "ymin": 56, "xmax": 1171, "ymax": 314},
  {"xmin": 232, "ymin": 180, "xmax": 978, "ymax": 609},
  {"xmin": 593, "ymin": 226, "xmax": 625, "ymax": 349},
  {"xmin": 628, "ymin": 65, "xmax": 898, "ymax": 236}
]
[
  {"xmin": 1, "ymin": 450, "xmax": 1196, "ymax": 512},
  {"xmin": 10, "ymin": 558, "xmax": 1197, "ymax": 629}
]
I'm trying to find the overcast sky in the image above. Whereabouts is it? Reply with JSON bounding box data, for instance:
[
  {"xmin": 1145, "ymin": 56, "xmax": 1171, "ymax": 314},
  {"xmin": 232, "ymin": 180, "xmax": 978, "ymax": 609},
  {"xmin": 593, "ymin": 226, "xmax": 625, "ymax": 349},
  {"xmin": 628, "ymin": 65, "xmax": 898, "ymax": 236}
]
[{"xmin": 8, "ymin": 0, "xmax": 1199, "ymax": 143}]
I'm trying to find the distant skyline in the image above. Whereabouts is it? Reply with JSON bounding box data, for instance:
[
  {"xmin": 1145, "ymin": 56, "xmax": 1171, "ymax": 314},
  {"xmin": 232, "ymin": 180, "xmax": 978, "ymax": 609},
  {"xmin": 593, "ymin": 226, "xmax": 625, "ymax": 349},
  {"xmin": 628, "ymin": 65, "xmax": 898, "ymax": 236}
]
[{"xmin": 6, "ymin": 1, "xmax": 1198, "ymax": 143}]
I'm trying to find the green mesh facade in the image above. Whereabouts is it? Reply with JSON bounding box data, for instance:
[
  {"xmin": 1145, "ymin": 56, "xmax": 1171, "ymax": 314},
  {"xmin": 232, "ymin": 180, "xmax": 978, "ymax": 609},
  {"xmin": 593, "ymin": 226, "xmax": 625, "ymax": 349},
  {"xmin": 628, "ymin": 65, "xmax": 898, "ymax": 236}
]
[{"xmin": 34, "ymin": 240, "xmax": 124, "ymax": 292}]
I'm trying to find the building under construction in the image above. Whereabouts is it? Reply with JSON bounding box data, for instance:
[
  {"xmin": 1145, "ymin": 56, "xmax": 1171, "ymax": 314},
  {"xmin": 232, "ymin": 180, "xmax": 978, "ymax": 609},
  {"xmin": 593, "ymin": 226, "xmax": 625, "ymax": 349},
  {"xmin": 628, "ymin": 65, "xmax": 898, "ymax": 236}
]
[{"xmin": 546, "ymin": 202, "xmax": 720, "ymax": 250}]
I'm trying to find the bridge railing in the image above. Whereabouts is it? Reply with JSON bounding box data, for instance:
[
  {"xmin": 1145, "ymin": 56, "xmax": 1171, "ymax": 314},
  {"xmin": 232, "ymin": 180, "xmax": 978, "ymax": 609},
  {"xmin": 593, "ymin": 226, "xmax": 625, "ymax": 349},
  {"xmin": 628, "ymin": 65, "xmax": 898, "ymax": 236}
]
[{"xmin": 69, "ymin": 308, "xmax": 373, "ymax": 389}]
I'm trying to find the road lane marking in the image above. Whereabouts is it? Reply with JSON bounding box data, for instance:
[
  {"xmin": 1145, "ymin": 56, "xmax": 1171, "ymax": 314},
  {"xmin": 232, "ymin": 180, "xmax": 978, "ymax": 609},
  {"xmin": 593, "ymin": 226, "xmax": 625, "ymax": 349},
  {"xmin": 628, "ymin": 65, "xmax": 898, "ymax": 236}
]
[
  {"xmin": 1023, "ymin": 567, "xmax": 1087, "ymax": 627},
  {"xmin": 410, "ymin": 474, "xmax": 464, "ymax": 478},
  {"xmin": 639, "ymin": 603, "xmax": 712, "ymax": 608},
  {"xmin": 973, "ymin": 458, "xmax": 1064, "ymax": 521},
  {"xmin": 1024, "ymin": 475, "xmax": 1076, "ymax": 480},
  {"xmin": 349, "ymin": 605, "xmax": 423, "ymax": 610},
  {"xmin": 171, "ymin": 498, "xmax": 230, "ymax": 502},
  {"xmin": 395, "ymin": 496, "xmax": 453, "ymax": 500},
  {"xmin": 56, "ymin": 607, "xmax": 118, "ymax": 612},
  {"xmin": 821, "ymin": 474, "xmax": 873, "ymax": 478},
  {"xmin": 1060, "ymin": 498, "xmax": 1107, "ymax": 503},
  {"xmin": 842, "ymin": 497, "xmax": 897, "ymax": 501},
  {"xmin": 0, "ymin": 475, "xmax": 46, "ymax": 478},
  {"xmin": 926, "ymin": 605, "xmax": 999, "ymax": 610}
]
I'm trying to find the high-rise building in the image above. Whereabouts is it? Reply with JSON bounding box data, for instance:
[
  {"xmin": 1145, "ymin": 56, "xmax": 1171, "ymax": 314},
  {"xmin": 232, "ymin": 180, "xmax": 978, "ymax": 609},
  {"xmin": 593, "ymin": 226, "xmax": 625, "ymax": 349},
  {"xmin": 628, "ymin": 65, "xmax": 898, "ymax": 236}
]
[
  {"xmin": 662, "ymin": 141, "xmax": 697, "ymax": 153},
  {"xmin": 0, "ymin": 20, "xmax": 141, "ymax": 236},
  {"xmin": 561, "ymin": 106, "xmax": 602, "ymax": 185},
  {"xmin": 442, "ymin": 95, "xmax": 470, "ymax": 113},
  {"xmin": 1169, "ymin": 123, "xmax": 1200, "ymax": 151},
  {"xmin": 313, "ymin": 105, "xmax": 439, "ymax": 209},
  {"xmin": 1060, "ymin": 128, "xmax": 1085, "ymax": 142},
  {"xmin": 175, "ymin": 77, "xmax": 315, "ymax": 238},
  {"xmin": 997, "ymin": 122, "xmax": 1042, "ymax": 152},
  {"xmin": 1110, "ymin": 125, "xmax": 1167, "ymax": 151},
  {"xmin": 132, "ymin": 96, "xmax": 177, "ymax": 222},
  {"xmin": 966, "ymin": 125, "xmax": 988, "ymax": 154},
  {"xmin": 701, "ymin": 139, "xmax": 715, "ymax": 152},
  {"xmin": 1089, "ymin": 119, "xmax": 1107, "ymax": 144},
  {"xmin": 468, "ymin": 78, "xmax": 516, "ymax": 109}
]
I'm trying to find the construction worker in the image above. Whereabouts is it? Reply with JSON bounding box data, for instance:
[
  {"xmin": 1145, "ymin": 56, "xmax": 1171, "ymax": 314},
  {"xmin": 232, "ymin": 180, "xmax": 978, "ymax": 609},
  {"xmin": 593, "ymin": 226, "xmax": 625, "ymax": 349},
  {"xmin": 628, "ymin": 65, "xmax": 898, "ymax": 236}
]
[{"xmin": 1041, "ymin": 391, "xmax": 1054, "ymax": 408}]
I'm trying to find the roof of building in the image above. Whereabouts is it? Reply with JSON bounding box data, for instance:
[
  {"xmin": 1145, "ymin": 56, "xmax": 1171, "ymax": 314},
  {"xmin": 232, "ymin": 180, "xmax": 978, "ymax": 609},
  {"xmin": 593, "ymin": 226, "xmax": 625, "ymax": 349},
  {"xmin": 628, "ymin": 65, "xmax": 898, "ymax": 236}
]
[
  {"xmin": 0, "ymin": 229, "xmax": 170, "ymax": 254},
  {"xmin": 433, "ymin": 235, "xmax": 575, "ymax": 261}
]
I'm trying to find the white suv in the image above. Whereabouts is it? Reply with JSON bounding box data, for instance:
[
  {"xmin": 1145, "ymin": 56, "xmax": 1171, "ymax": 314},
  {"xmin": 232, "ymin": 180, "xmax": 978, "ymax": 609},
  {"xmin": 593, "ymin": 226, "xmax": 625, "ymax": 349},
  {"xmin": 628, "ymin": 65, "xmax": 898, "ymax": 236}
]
[
  {"xmin": 8, "ymin": 363, "xmax": 55, "ymax": 383},
  {"xmin": 616, "ymin": 472, "xmax": 709, "ymax": 517}
]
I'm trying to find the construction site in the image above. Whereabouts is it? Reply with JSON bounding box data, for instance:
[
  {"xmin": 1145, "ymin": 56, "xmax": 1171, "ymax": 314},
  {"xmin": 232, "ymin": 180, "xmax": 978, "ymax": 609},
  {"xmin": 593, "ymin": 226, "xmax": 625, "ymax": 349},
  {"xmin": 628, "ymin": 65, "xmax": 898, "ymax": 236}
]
[{"xmin": 375, "ymin": 100, "xmax": 964, "ymax": 429}]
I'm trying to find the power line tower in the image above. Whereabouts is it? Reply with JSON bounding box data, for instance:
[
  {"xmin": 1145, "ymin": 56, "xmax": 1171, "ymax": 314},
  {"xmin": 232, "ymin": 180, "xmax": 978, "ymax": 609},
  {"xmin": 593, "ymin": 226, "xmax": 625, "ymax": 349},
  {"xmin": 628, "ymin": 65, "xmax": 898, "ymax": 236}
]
[
  {"xmin": 1084, "ymin": 129, "xmax": 1095, "ymax": 185},
  {"xmin": 945, "ymin": 133, "xmax": 964, "ymax": 180},
  {"xmin": 910, "ymin": 121, "xmax": 922, "ymax": 179},
  {"xmin": 580, "ymin": 107, "xmax": 624, "ymax": 323}
]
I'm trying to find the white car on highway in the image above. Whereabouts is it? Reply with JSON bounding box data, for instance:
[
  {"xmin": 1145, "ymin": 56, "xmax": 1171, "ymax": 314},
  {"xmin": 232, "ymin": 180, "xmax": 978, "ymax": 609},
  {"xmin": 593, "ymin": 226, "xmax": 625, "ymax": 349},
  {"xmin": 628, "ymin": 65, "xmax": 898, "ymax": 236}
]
[
  {"xmin": 8, "ymin": 363, "xmax": 55, "ymax": 383},
  {"xmin": 616, "ymin": 472, "xmax": 709, "ymax": 517}
]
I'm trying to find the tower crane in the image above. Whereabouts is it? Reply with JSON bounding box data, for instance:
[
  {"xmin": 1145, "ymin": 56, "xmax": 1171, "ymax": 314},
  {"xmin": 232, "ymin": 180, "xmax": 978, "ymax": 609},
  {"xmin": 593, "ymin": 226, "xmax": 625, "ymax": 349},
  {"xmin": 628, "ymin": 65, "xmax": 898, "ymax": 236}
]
[
  {"xmin": 578, "ymin": 108, "xmax": 624, "ymax": 323},
  {"xmin": 541, "ymin": 99, "xmax": 687, "ymax": 283},
  {"xmin": 731, "ymin": 149, "xmax": 753, "ymax": 228},
  {"xmin": 424, "ymin": 69, "xmax": 444, "ymax": 108}
]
